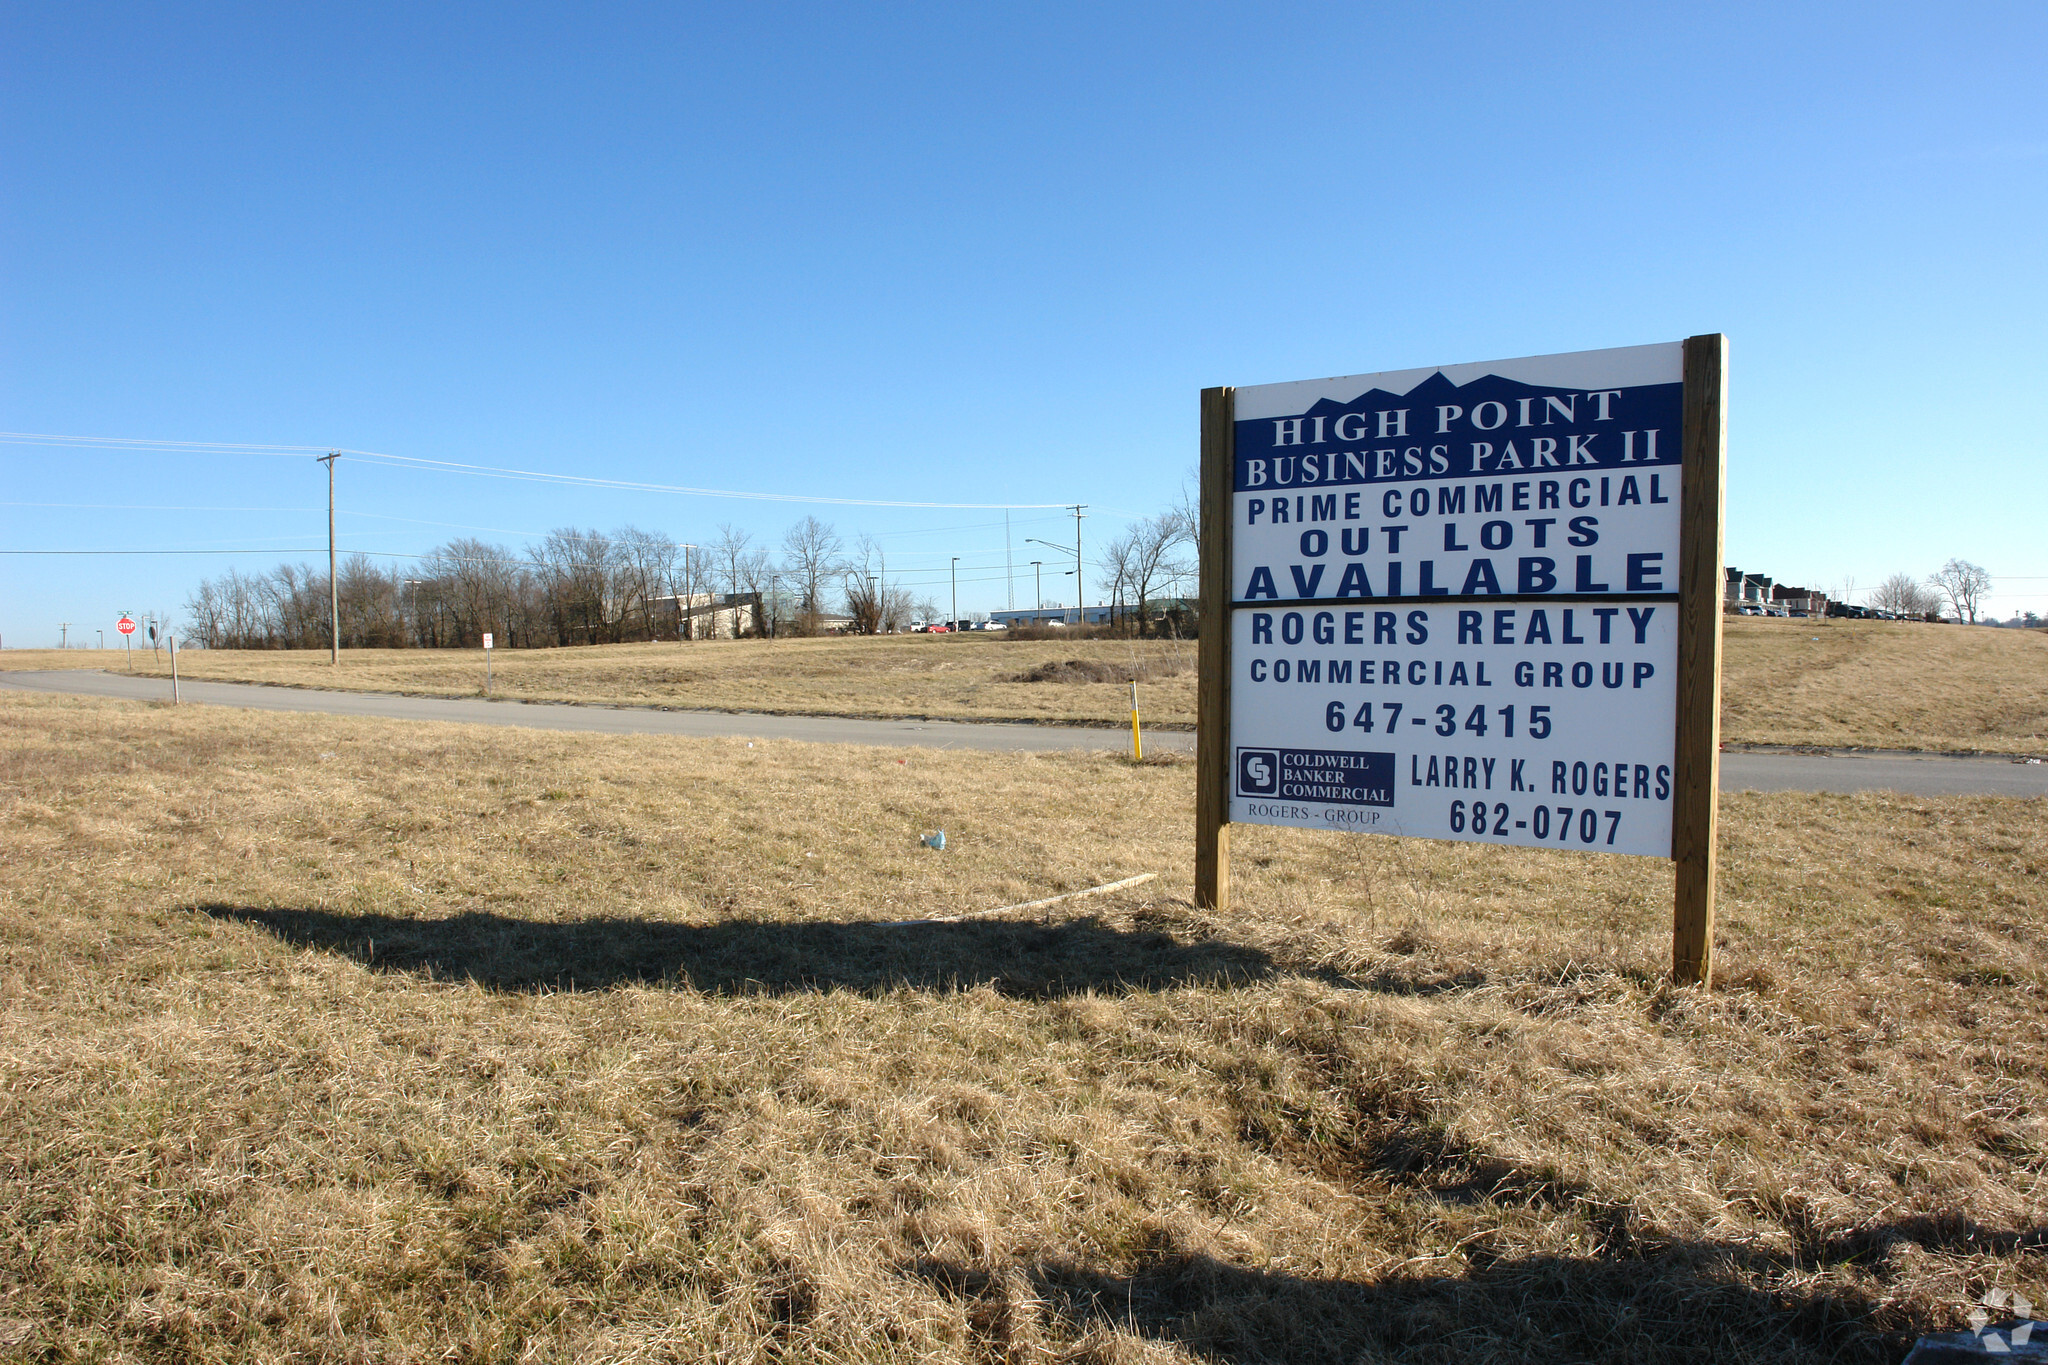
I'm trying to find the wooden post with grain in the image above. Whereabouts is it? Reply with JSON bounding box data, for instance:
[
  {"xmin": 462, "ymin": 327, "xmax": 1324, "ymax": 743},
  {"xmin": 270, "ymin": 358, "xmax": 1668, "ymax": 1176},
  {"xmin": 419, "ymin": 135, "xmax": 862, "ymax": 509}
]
[
  {"xmin": 1671, "ymin": 334, "xmax": 1728, "ymax": 985},
  {"xmin": 1195, "ymin": 385, "xmax": 1235, "ymax": 912}
]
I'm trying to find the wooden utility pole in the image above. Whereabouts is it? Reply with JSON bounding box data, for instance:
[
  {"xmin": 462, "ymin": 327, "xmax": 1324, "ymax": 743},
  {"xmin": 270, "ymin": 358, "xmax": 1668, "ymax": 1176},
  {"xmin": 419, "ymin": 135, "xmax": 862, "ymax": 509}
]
[
  {"xmin": 1194, "ymin": 386, "xmax": 1235, "ymax": 911},
  {"xmin": 1671, "ymin": 335, "xmax": 1728, "ymax": 985},
  {"xmin": 318, "ymin": 452, "xmax": 340, "ymax": 665},
  {"xmin": 1072, "ymin": 504, "xmax": 1086, "ymax": 625}
]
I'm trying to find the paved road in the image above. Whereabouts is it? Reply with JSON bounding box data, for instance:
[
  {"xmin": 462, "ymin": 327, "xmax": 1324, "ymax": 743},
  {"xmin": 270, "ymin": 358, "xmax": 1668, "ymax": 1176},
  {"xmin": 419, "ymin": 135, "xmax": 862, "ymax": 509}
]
[
  {"xmin": 0, "ymin": 669, "xmax": 1164, "ymax": 754},
  {"xmin": 5, "ymin": 669, "xmax": 2045, "ymax": 797}
]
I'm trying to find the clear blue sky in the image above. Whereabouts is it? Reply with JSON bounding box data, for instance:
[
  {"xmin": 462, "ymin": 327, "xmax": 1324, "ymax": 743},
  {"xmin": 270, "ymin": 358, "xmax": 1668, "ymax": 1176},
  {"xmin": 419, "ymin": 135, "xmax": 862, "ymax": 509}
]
[{"xmin": 5, "ymin": 1, "xmax": 2045, "ymax": 645}]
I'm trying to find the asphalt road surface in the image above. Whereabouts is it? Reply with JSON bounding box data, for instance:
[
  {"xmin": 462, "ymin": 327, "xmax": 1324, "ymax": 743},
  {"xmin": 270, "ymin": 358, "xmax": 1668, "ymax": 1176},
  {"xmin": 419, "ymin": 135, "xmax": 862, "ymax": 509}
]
[{"xmin": 6, "ymin": 669, "xmax": 2045, "ymax": 798}]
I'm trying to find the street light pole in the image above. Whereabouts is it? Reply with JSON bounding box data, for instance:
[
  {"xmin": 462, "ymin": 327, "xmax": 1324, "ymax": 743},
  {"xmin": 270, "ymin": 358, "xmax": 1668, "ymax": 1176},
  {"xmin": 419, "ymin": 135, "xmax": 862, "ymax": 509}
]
[
  {"xmin": 1026, "ymin": 537, "xmax": 1082, "ymax": 620},
  {"xmin": 1031, "ymin": 561, "xmax": 1042, "ymax": 614},
  {"xmin": 951, "ymin": 557, "xmax": 960, "ymax": 627}
]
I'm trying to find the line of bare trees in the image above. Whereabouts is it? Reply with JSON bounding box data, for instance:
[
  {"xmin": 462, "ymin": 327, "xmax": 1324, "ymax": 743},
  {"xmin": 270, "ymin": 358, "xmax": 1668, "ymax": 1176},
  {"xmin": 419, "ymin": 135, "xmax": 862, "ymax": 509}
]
[
  {"xmin": 1096, "ymin": 511, "xmax": 1196, "ymax": 635},
  {"xmin": 182, "ymin": 500, "xmax": 1213, "ymax": 652},
  {"xmin": 182, "ymin": 517, "xmax": 960, "ymax": 650},
  {"xmin": 1865, "ymin": 559, "xmax": 1993, "ymax": 623}
]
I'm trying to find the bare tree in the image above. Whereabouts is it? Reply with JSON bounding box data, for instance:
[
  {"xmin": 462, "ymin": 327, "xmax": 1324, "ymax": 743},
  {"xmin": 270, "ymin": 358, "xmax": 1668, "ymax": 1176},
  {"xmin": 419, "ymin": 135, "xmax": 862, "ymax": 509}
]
[
  {"xmin": 613, "ymin": 527, "xmax": 681, "ymax": 640},
  {"xmin": 1173, "ymin": 469, "xmax": 1202, "ymax": 565},
  {"xmin": 838, "ymin": 535, "xmax": 891, "ymax": 635},
  {"xmin": 1870, "ymin": 572, "xmax": 1938, "ymax": 618},
  {"xmin": 842, "ymin": 573, "xmax": 883, "ymax": 634},
  {"xmin": 422, "ymin": 538, "xmax": 520, "ymax": 646},
  {"xmin": 879, "ymin": 583, "xmax": 919, "ymax": 633},
  {"xmin": 337, "ymin": 553, "xmax": 404, "ymax": 647},
  {"xmin": 1098, "ymin": 529, "xmax": 1136, "ymax": 630},
  {"xmin": 711, "ymin": 523, "xmax": 754, "ymax": 623},
  {"xmin": 534, "ymin": 528, "xmax": 616, "ymax": 645},
  {"xmin": 1928, "ymin": 558, "xmax": 1991, "ymax": 623},
  {"xmin": 781, "ymin": 516, "xmax": 844, "ymax": 634},
  {"xmin": 734, "ymin": 546, "xmax": 775, "ymax": 637},
  {"xmin": 1099, "ymin": 513, "xmax": 1192, "ymax": 636}
]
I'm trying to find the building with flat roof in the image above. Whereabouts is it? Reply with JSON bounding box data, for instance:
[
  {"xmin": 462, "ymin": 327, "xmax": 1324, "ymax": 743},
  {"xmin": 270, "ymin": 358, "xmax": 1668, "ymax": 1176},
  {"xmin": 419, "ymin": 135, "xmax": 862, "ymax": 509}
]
[{"xmin": 988, "ymin": 605, "xmax": 1115, "ymax": 627}]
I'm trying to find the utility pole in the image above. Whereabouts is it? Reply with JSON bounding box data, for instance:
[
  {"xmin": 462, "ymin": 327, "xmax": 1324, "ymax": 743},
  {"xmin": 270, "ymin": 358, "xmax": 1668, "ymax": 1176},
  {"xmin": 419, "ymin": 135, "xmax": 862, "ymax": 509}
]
[
  {"xmin": 951, "ymin": 556, "xmax": 960, "ymax": 628},
  {"xmin": 59, "ymin": 622, "xmax": 70, "ymax": 649},
  {"xmin": 1005, "ymin": 509, "xmax": 1013, "ymax": 609},
  {"xmin": 318, "ymin": 452, "xmax": 340, "ymax": 665},
  {"xmin": 1031, "ymin": 561, "xmax": 1043, "ymax": 615},
  {"xmin": 1073, "ymin": 505, "xmax": 1087, "ymax": 626}
]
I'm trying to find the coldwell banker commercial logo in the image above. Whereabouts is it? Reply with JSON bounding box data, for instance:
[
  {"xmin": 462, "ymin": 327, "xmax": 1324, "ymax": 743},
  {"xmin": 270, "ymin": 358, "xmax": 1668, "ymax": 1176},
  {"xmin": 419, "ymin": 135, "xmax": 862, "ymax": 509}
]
[{"xmin": 1236, "ymin": 748, "xmax": 1394, "ymax": 806}]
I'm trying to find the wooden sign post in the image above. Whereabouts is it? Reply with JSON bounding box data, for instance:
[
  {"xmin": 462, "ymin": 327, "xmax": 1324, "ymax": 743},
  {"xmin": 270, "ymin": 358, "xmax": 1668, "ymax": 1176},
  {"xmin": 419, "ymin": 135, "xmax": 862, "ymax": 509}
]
[
  {"xmin": 1195, "ymin": 385, "xmax": 1235, "ymax": 912},
  {"xmin": 1196, "ymin": 339, "xmax": 1726, "ymax": 983},
  {"xmin": 1670, "ymin": 335, "xmax": 1727, "ymax": 984}
]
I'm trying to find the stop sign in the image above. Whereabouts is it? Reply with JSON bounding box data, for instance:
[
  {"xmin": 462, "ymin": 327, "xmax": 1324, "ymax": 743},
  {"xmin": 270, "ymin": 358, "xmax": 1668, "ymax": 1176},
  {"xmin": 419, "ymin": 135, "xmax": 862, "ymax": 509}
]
[{"xmin": 116, "ymin": 616, "xmax": 136, "ymax": 636}]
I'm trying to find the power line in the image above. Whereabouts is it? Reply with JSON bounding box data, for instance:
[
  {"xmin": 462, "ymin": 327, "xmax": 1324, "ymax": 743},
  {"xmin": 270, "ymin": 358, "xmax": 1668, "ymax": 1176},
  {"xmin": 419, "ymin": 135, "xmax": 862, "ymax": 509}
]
[
  {"xmin": 1, "ymin": 500, "xmax": 322, "ymax": 513},
  {"xmin": 0, "ymin": 548, "xmax": 342, "ymax": 555},
  {"xmin": 0, "ymin": 430, "xmax": 1072, "ymax": 509},
  {"xmin": 330, "ymin": 448, "xmax": 1071, "ymax": 509}
]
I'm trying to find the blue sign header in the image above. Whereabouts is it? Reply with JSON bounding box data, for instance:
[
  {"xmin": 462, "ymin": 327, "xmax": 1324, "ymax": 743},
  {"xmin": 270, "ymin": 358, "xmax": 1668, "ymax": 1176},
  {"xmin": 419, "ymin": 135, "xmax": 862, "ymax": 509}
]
[{"xmin": 1234, "ymin": 370, "xmax": 1682, "ymax": 493}]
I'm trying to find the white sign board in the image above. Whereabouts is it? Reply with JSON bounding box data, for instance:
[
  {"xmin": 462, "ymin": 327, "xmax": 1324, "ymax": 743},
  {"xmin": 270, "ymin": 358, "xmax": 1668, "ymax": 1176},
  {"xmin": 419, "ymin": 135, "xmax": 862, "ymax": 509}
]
[
  {"xmin": 1227, "ymin": 342, "xmax": 1684, "ymax": 857},
  {"xmin": 482, "ymin": 633, "xmax": 494, "ymax": 650}
]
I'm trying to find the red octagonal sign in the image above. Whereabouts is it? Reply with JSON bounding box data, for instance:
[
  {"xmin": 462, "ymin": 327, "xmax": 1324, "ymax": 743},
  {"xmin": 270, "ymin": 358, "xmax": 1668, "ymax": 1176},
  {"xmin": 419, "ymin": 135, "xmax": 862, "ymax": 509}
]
[{"xmin": 116, "ymin": 616, "xmax": 136, "ymax": 636}]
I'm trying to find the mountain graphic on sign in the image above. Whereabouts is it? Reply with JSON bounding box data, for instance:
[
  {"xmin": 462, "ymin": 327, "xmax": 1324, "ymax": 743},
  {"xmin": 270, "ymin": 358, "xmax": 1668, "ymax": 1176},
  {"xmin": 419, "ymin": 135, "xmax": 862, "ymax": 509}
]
[
  {"xmin": 1297, "ymin": 371, "xmax": 1605, "ymax": 421},
  {"xmin": 1234, "ymin": 370, "xmax": 1683, "ymax": 461}
]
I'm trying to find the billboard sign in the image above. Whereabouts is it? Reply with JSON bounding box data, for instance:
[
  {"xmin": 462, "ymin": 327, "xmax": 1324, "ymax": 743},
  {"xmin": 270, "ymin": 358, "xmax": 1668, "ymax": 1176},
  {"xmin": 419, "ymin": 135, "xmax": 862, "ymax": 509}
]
[
  {"xmin": 1196, "ymin": 338, "xmax": 1727, "ymax": 981},
  {"xmin": 1225, "ymin": 343, "xmax": 1684, "ymax": 857}
]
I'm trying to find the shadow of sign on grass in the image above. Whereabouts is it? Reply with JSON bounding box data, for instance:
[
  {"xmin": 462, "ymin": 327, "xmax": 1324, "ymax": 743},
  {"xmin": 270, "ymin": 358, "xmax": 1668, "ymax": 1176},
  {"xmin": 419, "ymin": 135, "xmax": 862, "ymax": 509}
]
[
  {"xmin": 905, "ymin": 1242, "xmax": 1909, "ymax": 1365},
  {"xmin": 200, "ymin": 905, "xmax": 1284, "ymax": 996}
]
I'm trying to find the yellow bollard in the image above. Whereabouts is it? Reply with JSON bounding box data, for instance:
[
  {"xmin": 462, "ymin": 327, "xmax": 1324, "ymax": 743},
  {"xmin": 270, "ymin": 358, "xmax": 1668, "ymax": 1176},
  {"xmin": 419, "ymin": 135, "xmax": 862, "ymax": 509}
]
[{"xmin": 1130, "ymin": 680, "xmax": 1142, "ymax": 761}]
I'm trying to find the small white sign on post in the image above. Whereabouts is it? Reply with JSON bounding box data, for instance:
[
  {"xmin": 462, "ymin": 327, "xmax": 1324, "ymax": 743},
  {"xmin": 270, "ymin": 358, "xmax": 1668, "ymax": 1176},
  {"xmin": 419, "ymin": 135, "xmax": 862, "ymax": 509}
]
[{"xmin": 482, "ymin": 633, "xmax": 494, "ymax": 650}]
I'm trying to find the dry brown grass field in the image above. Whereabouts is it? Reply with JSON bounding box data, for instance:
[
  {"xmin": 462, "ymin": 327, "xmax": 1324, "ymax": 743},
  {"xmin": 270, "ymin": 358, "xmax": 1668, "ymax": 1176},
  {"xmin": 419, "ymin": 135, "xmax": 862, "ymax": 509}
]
[
  {"xmin": 1717, "ymin": 618, "xmax": 2048, "ymax": 754},
  {"xmin": 2, "ymin": 632, "xmax": 1196, "ymax": 731},
  {"xmin": 7, "ymin": 616, "xmax": 2045, "ymax": 753},
  {"xmin": 1, "ymin": 691, "xmax": 2043, "ymax": 1362}
]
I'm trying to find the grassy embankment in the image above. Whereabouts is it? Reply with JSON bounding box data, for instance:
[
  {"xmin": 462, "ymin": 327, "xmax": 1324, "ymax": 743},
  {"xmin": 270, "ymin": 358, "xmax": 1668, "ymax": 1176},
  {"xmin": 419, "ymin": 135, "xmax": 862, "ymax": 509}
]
[
  {"xmin": 1, "ymin": 690, "xmax": 2043, "ymax": 1360},
  {"xmin": 6, "ymin": 617, "xmax": 2045, "ymax": 753}
]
